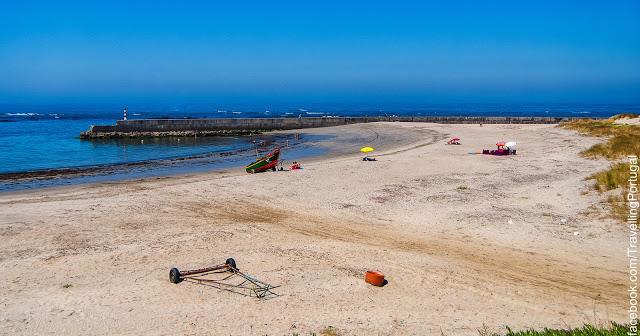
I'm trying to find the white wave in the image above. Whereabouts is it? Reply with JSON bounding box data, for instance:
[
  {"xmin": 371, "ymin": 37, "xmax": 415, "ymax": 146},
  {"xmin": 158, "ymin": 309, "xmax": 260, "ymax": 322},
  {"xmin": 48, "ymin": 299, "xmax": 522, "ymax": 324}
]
[{"xmin": 5, "ymin": 113, "xmax": 40, "ymax": 116}]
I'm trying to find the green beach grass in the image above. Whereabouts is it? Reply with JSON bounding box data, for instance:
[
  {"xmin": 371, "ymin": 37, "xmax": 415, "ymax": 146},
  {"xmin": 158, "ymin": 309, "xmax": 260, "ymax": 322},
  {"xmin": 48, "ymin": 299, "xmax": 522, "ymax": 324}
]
[
  {"xmin": 561, "ymin": 114, "xmax": 640, "ymax": 222},
  {"xmin": 499, "ymin": 323, "xmax": 627, "ymax": 336},
  {"xmin": 296, "ymin": 323, "xmax": 629, "ymax": 335}
]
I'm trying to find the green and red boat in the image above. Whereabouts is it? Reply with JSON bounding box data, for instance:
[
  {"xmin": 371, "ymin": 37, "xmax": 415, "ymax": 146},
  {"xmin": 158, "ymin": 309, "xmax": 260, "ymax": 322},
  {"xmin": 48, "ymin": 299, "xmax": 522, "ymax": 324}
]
[{"xmin": 245, "ymin": 147, "xmax": 281, "ymax": 173}]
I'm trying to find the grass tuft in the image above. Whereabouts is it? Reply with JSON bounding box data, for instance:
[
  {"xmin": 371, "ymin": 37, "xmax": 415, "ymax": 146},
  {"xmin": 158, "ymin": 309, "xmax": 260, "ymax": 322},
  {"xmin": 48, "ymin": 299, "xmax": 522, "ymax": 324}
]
[
  {"xmin": 610, "ymin": 113, "xmax": 639, "ymax": 120},
  {"xmin": 503, "ymin": 322, "xmax": 627, "ymax": 335},
  {"xmin": 319, "ymin": 326, "xmax": 340, "ymax": 336}
]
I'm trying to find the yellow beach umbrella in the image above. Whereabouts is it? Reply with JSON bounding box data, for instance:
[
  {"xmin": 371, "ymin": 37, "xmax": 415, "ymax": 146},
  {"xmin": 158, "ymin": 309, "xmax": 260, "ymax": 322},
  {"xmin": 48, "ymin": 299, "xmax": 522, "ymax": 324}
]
[{"xmin": 360, "ymin": 146, "xmax": 375, "ymax": 153}]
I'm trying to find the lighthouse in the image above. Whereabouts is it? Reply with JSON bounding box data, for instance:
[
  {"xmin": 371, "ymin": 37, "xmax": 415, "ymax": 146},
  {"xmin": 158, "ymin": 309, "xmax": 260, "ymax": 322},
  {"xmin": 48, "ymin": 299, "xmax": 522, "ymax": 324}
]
[{"xmin": 123, "ymin": 105, "xmax": 128, "ymax": 121}]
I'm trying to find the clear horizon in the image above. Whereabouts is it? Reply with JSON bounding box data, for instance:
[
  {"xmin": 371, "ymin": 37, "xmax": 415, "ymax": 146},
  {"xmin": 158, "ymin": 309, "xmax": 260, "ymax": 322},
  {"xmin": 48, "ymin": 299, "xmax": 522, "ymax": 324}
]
[{"xmin": 1, "ymin": 1, "xmax": 639, "ymax": 104}]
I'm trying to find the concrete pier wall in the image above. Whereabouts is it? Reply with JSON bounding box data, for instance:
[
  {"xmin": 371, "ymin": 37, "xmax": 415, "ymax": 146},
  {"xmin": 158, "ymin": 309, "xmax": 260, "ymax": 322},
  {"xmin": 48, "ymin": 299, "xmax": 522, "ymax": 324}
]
[
  {"xmin": 81, "ymin": 116, "xmax": 579, "ymax": 138},
  {"xmin": 113, "ymin": 116, "xmax": 384, "ymax": 132}
]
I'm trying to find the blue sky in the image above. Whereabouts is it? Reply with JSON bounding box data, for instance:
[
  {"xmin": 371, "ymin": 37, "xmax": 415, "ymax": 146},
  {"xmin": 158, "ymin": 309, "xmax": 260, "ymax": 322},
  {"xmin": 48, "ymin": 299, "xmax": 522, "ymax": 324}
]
[{"xmin": 0, "ymin": 1, "xmax": 639, "ymax": 104}]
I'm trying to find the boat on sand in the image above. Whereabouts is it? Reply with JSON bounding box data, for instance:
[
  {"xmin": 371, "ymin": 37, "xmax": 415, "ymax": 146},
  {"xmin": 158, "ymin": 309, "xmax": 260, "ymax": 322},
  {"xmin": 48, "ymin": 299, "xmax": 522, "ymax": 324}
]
[{"xmin": 245, "ymin": 148, "xmax": 281, "ymax": 173}]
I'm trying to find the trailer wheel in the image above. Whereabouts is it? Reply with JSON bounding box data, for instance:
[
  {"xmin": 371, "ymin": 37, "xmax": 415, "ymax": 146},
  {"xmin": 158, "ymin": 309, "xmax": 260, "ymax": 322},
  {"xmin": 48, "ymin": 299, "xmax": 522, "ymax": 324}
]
[
  {"xmin": 225, "ymin": 258, "xmax": 237, "ymax": 271},
  {"xmin": 169, "ymin": 268, "xmax": 181, "ymax": 284}
]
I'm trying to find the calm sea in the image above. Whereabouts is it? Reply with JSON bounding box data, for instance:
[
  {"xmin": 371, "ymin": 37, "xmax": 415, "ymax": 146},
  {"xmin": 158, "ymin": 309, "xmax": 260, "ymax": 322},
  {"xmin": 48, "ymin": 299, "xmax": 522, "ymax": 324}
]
[{"xmin": 1, "ymin": 103, "xmax": 637, "ymax": 191}]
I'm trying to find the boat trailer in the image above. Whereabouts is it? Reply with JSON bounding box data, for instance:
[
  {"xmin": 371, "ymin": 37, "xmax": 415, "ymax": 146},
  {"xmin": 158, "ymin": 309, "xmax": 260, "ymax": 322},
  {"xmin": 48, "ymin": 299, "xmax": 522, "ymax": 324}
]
[{"xmin": 169, "ymin": 258, "xmax": 278, "ymax": 299}]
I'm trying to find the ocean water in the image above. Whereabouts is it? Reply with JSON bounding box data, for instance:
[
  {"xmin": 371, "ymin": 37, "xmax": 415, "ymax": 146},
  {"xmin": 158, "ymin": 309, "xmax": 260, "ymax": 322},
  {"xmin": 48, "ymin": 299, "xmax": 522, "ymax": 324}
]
[{"xmin": 1, "ymin": 103, "xmax": 637, "ymax": 191}]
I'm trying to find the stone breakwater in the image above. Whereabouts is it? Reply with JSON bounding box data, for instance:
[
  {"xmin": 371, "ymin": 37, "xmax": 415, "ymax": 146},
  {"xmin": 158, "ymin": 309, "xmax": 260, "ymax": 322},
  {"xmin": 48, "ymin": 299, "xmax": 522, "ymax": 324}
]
[
  {"xmin": 80, "ymin": 116, "xmax": 581, "ymax": 139},
  {"xmin": 81, "ymin": 129, "xmax": 261, "ymax": 139}
]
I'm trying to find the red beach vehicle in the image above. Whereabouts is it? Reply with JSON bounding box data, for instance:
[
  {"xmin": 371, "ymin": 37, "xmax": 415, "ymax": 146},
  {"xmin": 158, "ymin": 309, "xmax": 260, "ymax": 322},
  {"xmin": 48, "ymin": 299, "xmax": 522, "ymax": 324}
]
[
  {"xmin": 289, "ymin": 161, "xmax": 301, "ymax": 170},
  {"xmin": 447, "ymin": 137, "xmax": 461, "ymax": 145}
]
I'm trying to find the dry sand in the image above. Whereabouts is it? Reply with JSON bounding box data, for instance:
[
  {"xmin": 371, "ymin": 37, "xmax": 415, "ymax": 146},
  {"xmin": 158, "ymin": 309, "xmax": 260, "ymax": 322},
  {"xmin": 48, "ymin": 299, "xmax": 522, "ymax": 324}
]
[
  {"xmin": 0, "ymin": 122, "xmax": 626, "ymax": 335},
  {"xmin": 614, "ymin": 116, "xmax": 640, "ymax": 125}
]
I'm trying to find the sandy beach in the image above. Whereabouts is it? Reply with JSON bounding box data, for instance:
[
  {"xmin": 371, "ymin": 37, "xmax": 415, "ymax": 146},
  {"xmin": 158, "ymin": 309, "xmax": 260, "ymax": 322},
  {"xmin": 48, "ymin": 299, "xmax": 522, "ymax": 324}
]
[{"xmin": 0, "ymin": 122, "xmax": 625, "ymax": 335}]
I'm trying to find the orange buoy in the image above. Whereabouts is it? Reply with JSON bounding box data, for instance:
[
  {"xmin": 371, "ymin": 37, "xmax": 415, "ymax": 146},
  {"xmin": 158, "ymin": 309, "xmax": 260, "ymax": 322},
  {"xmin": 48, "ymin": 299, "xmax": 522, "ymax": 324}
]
[{"xmin": 365, "ymin": 271, "xmax": 385, "ymax": 286}]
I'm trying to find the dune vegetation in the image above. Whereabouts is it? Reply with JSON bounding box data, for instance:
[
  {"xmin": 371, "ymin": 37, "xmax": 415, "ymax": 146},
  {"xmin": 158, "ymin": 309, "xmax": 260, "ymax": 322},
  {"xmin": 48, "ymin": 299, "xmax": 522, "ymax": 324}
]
[
  {"xmin": 499, "ymin": 323, "xmax": 627, "ymax": 336},
  {"xmin": 296, "ymin": 322, "xmax": 629, "ymax": 336},
  {"xmin": 562, "ymin": 114, "xmax": 640, "ymax": 221}
]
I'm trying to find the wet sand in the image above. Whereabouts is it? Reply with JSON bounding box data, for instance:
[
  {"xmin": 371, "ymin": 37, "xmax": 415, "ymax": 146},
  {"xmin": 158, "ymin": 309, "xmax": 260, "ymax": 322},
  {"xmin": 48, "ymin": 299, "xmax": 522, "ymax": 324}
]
[{"xmin": 0, "ymin": 122, "xmax": 625, "ymax": 335}]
